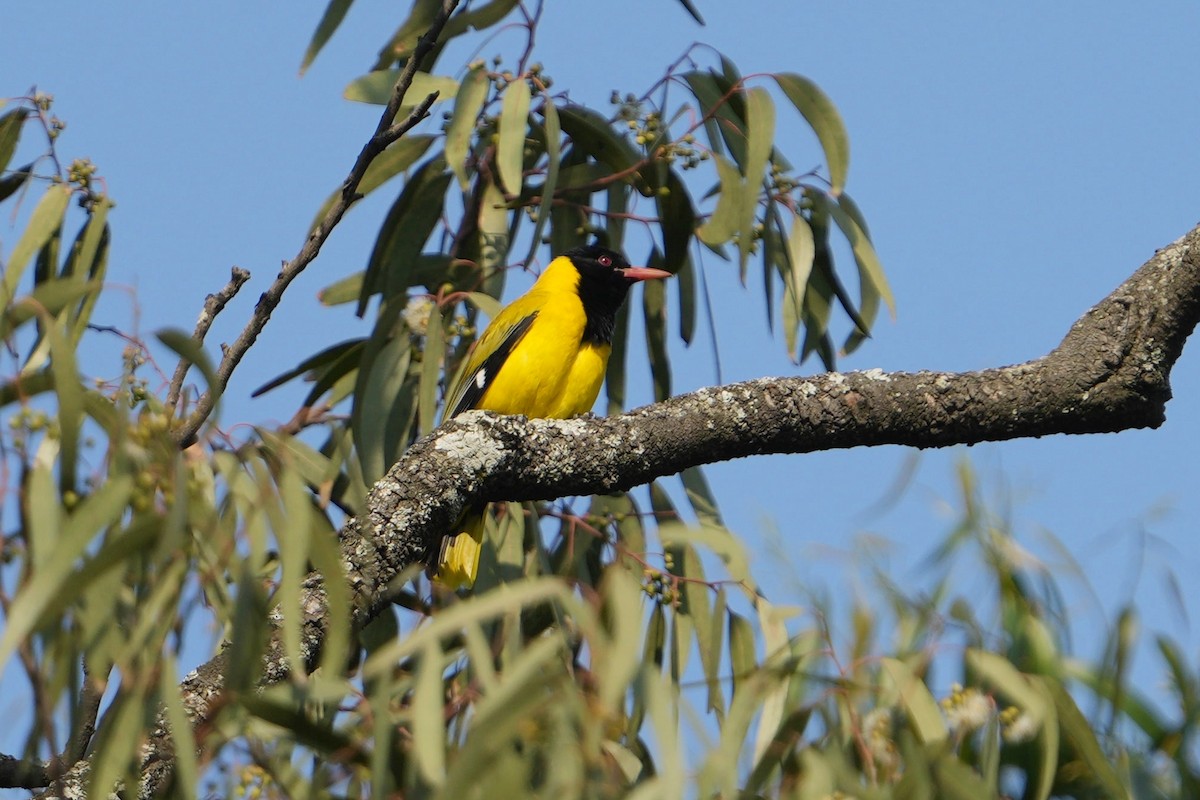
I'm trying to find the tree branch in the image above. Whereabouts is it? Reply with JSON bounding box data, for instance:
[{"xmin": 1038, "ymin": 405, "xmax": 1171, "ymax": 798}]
[
  {"xmin": 36, "ymin": 220, "xmax": 1200, "ymax": 796},
  {"xmin": 171, "ymin": 0, "xmax": 463, "ymax": 446}
]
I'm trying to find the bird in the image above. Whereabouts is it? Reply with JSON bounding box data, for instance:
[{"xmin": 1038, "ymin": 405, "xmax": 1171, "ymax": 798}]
[{"xmin": 433, "ymin": 244, "xmax": 671, "ymax": 589}]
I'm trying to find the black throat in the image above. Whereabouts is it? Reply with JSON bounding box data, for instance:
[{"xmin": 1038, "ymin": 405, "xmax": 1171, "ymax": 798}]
[{"xmin": 578, "ymin": 270, "xmax": 632, "ymax": 345}]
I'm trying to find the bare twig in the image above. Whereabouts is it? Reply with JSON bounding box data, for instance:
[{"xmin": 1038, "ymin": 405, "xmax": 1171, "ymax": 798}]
[
  {"xmin": 172, "ymin": 0, "xmax": 463, "ymax": 446},
  {"xmin": 166, "ymin": 266, "xmax": 251, "ymax": 413}
]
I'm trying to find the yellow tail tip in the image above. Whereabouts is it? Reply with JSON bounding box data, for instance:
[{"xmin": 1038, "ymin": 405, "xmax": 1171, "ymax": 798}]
[{"xmin": 435, "ymin": 523, "xmax": 484, "ymax": 590}]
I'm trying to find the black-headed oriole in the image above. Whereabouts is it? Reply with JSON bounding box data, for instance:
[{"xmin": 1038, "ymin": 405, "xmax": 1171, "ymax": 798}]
[{"xmin": 434, "ymin": 245, "xmax": 671, "ymax": 588}]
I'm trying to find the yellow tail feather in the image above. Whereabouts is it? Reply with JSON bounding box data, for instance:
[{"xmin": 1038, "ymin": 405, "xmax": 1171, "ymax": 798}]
[{"xmin": 435, "ymin": 511, "xmax": 486, "ymax": 590}]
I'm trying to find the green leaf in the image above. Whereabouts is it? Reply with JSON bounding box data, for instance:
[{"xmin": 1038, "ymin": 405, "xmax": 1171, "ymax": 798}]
[
  {"xmin": 786, "ymin": 213, "xmax": 815, "ymax": 314},
  {"xmin": 626, "ymin": 599, "xmax": 666, "ymax": 741},
  {"xmin": 680, "ymin": 465, "xmax": 723, "ymax": 526},
  {"xmin": 65, "ymin": 196, "xmax": 112, "ymax": 344},
  {"xmin": 362, "ymin": 578, "xmax": 572, "ymax": 676},
  {"xmin": 441, "ymin": 0, "xmax": 521, "ymax": 40},
  {"xmin": 548, "ymin": 146, "xmax": 590, "ymax": 256},
  {"xmin": 673, "ymin": 0, "xmax": 705, "ymax": 24},
  {"xmin": 156, "ymin": 328, "xmax": 220, "ymax": 407},
  {"xmin": 446, "ymin": 64, "xmax": 490, "ymax": 191},
  {"xmin": 310, "ymin": 135, "xmax": 435, "ymax": 234},
  {"xmin": 524, "ymin": 97, "xmax": 560, "ymax": 267},
  {"xmin": 3, "ymin": 183, "xmax": 72, "ymax": 306},
  {"xmin": 46, "ymin": 318, "xmax": 82, "ymax": 491},
  {"xmin": 705, "ymin": 588, "xmax": 727, "ymax": 716},
  {"xmin": 1045, "ymin": 677, "xmax": 1129, "ymax": 799},
  {"xmin": 26, "ymin": 465, "xmax": 59, "ymax": 574},
  {"xmin": 477, "ymin": 180, "xmax": 511, "ymax": 283},
  {"xmin": 310, "ymin": 512, "xmax": 353, "ymax": 678},
  {"xmin": 159, "ymin": 655, "xmax": 200, "ymax": 800},
  {"xmin": 824, "ymin": 192, "xmax": 894, "ymax": 328},
  {"xmin": 0, "ymin": 108, "xmax": 29, "ymax": 175},
  {"xmin": 557, "ymin": 105, "xmax": 645, "ymax": 188},
  {"xmin": 931, "ymin": 752, "xmax": 998, "ymax": 800},
  {"xmin": 598, "ymin": 566, "xmax": 645, "ymax": 711},
  {"xmin": 773, "ymin": 72, "xmax": 851, "ymax": 195},
  {"xmin": 464, "ymin": 291, "xmax": 502, "ymax": 319},
  {"xmin": 966, "ymin": 649, "xmax": 1043, "ymax": 717},
  {"xmin": 656, "ymin": 168, "xmax": 695, "ymax": 276},
  {"xmin": 251, "ymin": 337, "xmax": 363, "ymax": 398},
  {"xmin": 88, "ymin": 686, "xmax": 149, "ymax": 798},
  {"xmin": 752, "ymin": 596, "xmax": 792, "ymax": 762},
  {"xmin": 800, "ymin": 210, "xmax": 838, "ymax": 368},
  {"xmin": 696, "ymin": 154, "xmax": 742, "ymax": 248},
  {"xmin": 881, "ymin": 657, "xmax": 948, "ymax": 745},
  {"xmin": 353, "ymin": 329, "xmax": 414, "ymax": 485},
  {"xmin": 779, "ymin": 212, "xmax": 816, "ymax": 362},
  {"xmin": 0, "ymin": 161, "xmax": 33, "ymax": 204},
  {"xmin": 359, "ymin": 157, "xmax": 451, "ymax": 315},
  {"xmin": 605, "ymin": 300, "xmax": 630, "ymax": 414},
  {"xmin": 344, "ymin": 70, "xmax": 458, "ymax": 106},
  {"xmin": 642, "ymin": 259, "xmax": 671, "ymax": 402},
  {"xmin": 300, "ymin": 0, "xmax": 354, "ymax": 74},
  {"xmin": 728, "ymin": 611, "xmax": 757, "ymax": 696},
  {"xmin": 226, "ymin": 564, "xmax": 271, "ymax": 692},
  {"xmin": 496, "ymin": 77, "xmax": 532, "ymax": 195},
  {"xmin": 371, "ymin": 0, "xmax": 439, "ymax": 69},
  {"xmin": 683, "ymin": 69, "xmax": 747, "ymax": 168},
  {"xmin": 0, "ymin": 475, "xmax": 134, "ymax": 670},
  {"xmin": 0, "ymin": 278, "xmax": 96, "ymax": 341},
  {"xmin": 417, "ymin": 303, "xmax": 445, "ymax": 436},
  {"xmin": 412, "ymin": 641, "xmax": 447, "ymax": 786},
  {"xmin": 275, "ymin": 464, "xmax": 312, "ymax": 675}
]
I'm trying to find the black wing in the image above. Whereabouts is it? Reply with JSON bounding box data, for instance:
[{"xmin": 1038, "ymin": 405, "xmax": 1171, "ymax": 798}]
[{"xmin": 447, "ymin": 311, "xmax": 539, "ymax": 418}]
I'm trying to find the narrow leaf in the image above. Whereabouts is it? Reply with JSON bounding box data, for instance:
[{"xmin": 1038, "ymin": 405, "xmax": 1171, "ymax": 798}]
[
  {"xmin": 728, "ymin": 611, "xmax": 757, "ymax": 695},
  {"xmin": 4, "ymin": 184, "xmax": 71, "ymax": 305},
  {"xmin": 446, "ymin": 65, "xmax": 490, "ymax": 191},
  {"xmin": 0, "ymin": 108, "xmax": 28, "ymax": 173},
  {"xmin": 344, "ymin": 70, "xmax": 458, "ymax": 106},
  {"xmin": 417, "ymin": 304, "xmax": 445, "ymax": 435},
  {"xmin": 1045, "ymin": 677, "xmax": 1128, "ymax": 799},
  {"xmin": 881, "ymin": 657, "xmax": 948, "ymax": 745},
  {"xmin": 0, "ymin": 475, "xmax": 134, "ymax": 669},
  {"xmin": 300, "ymin": 0, "xmax": 354, "ymax": 74},
  {"xmin": 524, "ymin": 97, "xmax": 560, "ymax": 267},
  {"xmin": 412, "ymin": 641, "xmax": 447, "ymax": 786},
  {"xmin": 156, "ymin": 328, "xmax": 220, "ymax": 407},
  {"xmin": 496, "ymin": 78, "xmax": 532, "ymax": 195},
  {"xmin": 642, "ymin": 260, "xmax": 671, "ymax": 402},
  {"xmin": 46, "ymin": 318, "xmax": 81, "ymax": 491},
  {"xmin": 773, "ymin": 72, "xmax": 851, "ymax": 194}
]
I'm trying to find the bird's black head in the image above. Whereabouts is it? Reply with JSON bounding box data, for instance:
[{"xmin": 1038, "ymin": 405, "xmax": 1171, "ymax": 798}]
[
  {"xmin": 565, "ymin": 245, "xmax": 632, "ymax": 281},
  {"xmin": 564, "ymin": 245, "xmax": 639, "ymax": 345}
]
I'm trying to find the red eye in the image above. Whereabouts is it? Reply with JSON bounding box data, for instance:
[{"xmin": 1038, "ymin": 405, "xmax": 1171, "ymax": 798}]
[{"xmin": 598, "ymin": 255, "xmax": 612, "ymax": 267}]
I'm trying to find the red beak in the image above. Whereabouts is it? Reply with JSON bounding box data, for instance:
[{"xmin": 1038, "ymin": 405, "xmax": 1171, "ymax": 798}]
[{"xmin": 618, "ymin": 266, "xmax": 673, "ymax": 281}]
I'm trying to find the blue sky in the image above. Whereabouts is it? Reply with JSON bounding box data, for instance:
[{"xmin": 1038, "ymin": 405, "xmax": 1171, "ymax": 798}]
[{"xmin": 3, "ymin": 0, "xmax": 1200, "ymax": 755}]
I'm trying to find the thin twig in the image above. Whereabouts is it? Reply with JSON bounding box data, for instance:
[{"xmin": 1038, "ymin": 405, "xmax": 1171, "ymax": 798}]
[
  {"xmin": 172, "ymin": 0, "xmax": 462, "ymax": 446},
  {"xmin": 166, "ymin": 266, "xmax": 251, "ymax": 414}
]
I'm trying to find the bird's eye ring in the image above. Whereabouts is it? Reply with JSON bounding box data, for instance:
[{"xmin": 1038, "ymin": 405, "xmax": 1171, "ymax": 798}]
[{"xmin": 598, "ymin": 255, "xmax": 612, "ymax": 267}]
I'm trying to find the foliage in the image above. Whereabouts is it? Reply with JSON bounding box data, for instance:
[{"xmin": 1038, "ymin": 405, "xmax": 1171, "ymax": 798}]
[{"xmin": 0, "ymin": 2, "xmax": 1193, "ymax": 798}]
